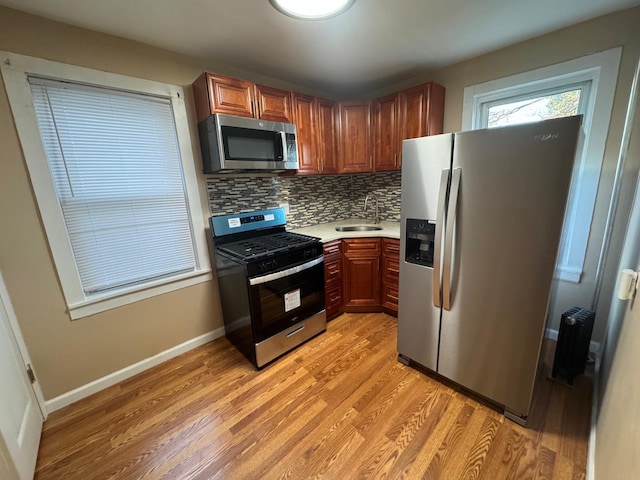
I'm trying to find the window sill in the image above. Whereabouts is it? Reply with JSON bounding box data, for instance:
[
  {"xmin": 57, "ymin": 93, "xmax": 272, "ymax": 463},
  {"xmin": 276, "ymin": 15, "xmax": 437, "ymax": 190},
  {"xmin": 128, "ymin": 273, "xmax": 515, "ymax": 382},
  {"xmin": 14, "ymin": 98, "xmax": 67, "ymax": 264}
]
[
  {"xmin": 68, "ymin": 269, "xmax": 213, "ymax": 320},
  {"xmin": 555, "ymin": 265, "xmax": 582, "ymax": 283}
]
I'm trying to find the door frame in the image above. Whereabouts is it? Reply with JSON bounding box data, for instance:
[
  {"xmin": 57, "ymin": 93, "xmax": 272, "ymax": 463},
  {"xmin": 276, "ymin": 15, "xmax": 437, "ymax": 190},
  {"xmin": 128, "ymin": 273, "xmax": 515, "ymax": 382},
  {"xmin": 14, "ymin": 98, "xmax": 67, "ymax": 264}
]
[{"xmin": 0, "ymin": 272, "xmax": 47, "ymax": 418}]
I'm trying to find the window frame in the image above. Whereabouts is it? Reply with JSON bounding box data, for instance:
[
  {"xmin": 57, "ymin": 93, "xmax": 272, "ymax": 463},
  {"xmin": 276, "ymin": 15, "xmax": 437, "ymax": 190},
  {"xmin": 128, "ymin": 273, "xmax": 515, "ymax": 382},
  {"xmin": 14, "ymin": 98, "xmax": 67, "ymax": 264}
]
[
  {"xmin": 462, "ymin": 47, "xmax": 622, "ymax": 283},
  {"xmin": 479, "ymin": 81, "xmax": 590, "ymax": 129},
  {"xmin": 1, "ymin": 52, "xmax": 212, "ymax": 319}
]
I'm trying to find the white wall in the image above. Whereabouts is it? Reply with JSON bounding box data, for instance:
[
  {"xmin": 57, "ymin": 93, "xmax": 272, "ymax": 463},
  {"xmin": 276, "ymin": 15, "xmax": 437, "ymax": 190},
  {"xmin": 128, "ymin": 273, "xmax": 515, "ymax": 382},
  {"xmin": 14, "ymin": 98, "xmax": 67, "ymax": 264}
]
[{"xmin": 595, "ymin": 75, "xmax": 640, "ymax": 478}]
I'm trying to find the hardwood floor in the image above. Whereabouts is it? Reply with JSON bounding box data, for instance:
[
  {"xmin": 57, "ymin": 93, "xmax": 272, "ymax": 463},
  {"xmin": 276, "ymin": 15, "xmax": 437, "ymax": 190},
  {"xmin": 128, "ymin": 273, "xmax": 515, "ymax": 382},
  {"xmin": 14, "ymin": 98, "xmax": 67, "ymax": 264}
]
[{"xmin": 35, "ymin": 313, "xmax": 591, "ymax": 479}]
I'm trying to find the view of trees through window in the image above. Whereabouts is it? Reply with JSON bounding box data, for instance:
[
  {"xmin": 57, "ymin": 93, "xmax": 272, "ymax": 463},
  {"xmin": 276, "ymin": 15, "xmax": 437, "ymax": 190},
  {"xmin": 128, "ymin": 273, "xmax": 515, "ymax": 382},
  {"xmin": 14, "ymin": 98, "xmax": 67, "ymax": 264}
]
[{"xmin": 487, "ymin": 88, "xmax": 581, "ymax": 128}]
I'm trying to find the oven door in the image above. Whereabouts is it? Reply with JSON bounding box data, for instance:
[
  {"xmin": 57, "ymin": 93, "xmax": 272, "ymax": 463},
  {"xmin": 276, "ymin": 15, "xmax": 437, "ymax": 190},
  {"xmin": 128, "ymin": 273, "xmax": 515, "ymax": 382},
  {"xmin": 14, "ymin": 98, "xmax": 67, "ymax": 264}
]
[{"xmin": 248, "ymin": 256, "xmax": 325, "ymax": 343}]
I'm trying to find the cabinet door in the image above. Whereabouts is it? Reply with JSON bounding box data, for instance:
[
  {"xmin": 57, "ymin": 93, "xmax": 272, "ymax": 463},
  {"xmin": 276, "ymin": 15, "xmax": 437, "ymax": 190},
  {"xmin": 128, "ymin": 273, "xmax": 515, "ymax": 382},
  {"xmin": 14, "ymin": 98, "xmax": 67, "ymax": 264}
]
[
  {"xmin": 373, "ymin": 93, "xmax": 399, "ymax": 172},
  {"xmin": 343, "ymin": 239, "xmax": 381, "ymax": 309},
  {"xmin": 338, "ymin": 100, "xmax": 372, "ymax": 173},
  {"xmin": 315, "ymin": 98, "xmax": 339, "ymax": 174},
  {"xmin": 293, "ymin": 94, "xmax": 318, "ymax": 174},
  {"xmin": 255, "ymin": 84, "xmax": 293, "ymax": 122},
  {"xmin": 399, "ymin": 84, "xmax": 428, "ymax": 143},
  {"xmin": 206, "ymin": 74, "xmax": 255, "ymax": 118},
  {"xmin": 343, "ymin": 256, "xmax": 381, "ymax": 308},
  {"xmin": 398, "ymin": 82, "xmax": 445, "ymax": 166}
]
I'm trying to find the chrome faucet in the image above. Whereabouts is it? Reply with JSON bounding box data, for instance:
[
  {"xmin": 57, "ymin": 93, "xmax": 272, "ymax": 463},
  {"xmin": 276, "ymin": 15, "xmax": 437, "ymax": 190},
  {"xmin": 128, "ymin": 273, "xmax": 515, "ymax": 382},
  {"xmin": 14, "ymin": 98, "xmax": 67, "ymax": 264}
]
[{"xmin": 364, "ymin": 193, "xmax": 380, "ymax": 224}]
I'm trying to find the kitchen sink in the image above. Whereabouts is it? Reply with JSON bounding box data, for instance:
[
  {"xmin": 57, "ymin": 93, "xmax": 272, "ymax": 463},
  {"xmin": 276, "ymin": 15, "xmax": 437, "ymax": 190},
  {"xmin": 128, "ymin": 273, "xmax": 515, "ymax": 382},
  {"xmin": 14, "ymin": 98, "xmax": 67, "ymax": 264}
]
[{"xmin": 335, "ymin": 225, "xmax": 383, "ymax": 232}]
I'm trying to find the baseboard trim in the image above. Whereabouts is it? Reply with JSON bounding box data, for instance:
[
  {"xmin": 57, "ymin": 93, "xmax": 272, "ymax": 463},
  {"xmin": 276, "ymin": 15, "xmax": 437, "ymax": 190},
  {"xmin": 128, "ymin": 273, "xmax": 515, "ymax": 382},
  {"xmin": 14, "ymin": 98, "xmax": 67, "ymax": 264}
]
[
  {"xmin": 544, "ymin": 328, "xmax": 601, "ymax": 354},
  {"xmin": 587, "ymin": 349, "xmax": 600, "ymax": 480},
  {"xmin": 45, "ymin": 326, "xmax": 226, "ymax": 413}
]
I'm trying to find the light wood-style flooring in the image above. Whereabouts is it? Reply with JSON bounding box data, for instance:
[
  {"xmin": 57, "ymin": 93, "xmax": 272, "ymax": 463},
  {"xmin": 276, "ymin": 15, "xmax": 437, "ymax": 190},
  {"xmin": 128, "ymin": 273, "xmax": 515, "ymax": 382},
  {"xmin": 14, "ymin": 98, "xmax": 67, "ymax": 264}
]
[{"xmin": 35, "ymin": 313, "xmax": 591, "ymax": 479}]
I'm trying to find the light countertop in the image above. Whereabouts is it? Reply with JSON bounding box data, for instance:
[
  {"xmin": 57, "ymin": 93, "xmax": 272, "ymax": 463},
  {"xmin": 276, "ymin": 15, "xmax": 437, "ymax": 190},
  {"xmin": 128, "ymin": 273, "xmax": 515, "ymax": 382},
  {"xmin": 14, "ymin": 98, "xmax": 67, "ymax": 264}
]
[{"xmin": 291, "ymin": 219, "xmax": 400, "ymax": 243}]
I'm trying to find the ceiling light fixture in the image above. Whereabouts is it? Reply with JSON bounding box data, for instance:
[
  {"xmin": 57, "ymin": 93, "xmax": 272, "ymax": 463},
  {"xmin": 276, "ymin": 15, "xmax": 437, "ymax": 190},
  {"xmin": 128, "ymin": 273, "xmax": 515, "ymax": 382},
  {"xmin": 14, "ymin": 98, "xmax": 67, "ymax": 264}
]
[{"xmin": 269, "ymin": 0, "xmax": 356, "ymax": 20}]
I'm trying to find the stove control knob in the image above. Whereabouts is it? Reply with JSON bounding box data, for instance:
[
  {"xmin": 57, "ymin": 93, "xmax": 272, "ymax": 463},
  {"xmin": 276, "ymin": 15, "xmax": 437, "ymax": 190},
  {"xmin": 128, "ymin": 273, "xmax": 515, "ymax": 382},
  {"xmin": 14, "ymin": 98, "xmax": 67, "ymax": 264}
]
[
  {"xmin": 272, "ymin": 259, "xmax": 278, "ymax": 269},
  {"xmin": 259, "ymin": 262, "xmax": 268, "ymax": 272}
]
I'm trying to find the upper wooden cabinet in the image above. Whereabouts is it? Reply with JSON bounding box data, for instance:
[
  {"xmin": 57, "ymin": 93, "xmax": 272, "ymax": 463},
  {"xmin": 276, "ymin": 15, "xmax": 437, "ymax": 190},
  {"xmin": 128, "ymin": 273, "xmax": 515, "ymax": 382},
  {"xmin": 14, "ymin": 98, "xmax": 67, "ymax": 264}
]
[
  {"xmin": 292, "ymin": 93, "xmax": 317, "ymax": 174},
  {"xmin": 373, "ymin": 82, "xmax": 445, "ymax": 171},
  {"xmin": 293, "ymin": 96, "xmax": 339, "ymax": 175},
  {"xmin": 338, "ymin": 100, "xmax": 373, "ymax": 174},
  {"xmin": 398, "ymin": 82, "xmax": 445, "ymax": 156},
  {"xmin": 192, "ymin": 72, "xmax": 293, "ymax": 123},
  {"xmin": 315, "ymin": 98, "xmax": 339, "ymax": 174},
  {"xmin": 193, "ymin": 71, "xmax": 444, "ymax": 175},
  {"xmin": 254, "ymin": 84, "xmax": 293, "ymax": 122},
  {"xmin": 373, "ymin": 93, "xmax": 400, "ymax": 172}
]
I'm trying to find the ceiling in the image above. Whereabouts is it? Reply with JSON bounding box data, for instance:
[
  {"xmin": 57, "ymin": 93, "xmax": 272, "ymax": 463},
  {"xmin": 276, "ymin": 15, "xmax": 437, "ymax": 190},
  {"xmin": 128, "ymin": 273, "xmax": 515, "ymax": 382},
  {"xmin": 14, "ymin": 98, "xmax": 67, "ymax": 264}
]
[{"xmin": 1, "ymin": 0, "xmax": 639, "ymax": 96}]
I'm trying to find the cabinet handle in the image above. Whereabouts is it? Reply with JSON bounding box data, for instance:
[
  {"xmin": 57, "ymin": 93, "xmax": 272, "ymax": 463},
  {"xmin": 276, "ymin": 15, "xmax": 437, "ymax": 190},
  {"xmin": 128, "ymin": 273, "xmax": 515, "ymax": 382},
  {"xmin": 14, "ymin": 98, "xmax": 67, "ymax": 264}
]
[
  {"xmin": 394, "ymin": 153, "xmax": 398, "ymax": 166},
  {"xmin": 329, "ymin": 269, "xmax": 339, "ymax": 275},
  {"xmin": 389, "ymin": 267, "xmax": 400, "ymax": 274},
  {"xmin": 318, "ymin": 157, "xmax": 323, "ymax": 172}
]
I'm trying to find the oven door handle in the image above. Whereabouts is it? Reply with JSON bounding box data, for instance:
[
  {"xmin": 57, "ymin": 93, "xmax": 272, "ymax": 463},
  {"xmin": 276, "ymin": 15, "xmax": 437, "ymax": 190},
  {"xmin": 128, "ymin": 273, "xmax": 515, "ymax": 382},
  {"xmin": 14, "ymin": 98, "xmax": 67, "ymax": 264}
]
[{"xmin": 248, "ymin": 256, "xmax": 324, "ymax": 286}]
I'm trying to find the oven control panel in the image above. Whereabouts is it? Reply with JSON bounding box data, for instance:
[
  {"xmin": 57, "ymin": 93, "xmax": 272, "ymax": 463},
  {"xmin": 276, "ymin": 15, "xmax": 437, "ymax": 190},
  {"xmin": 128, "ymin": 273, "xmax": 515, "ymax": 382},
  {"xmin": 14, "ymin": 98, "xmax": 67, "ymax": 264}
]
[{"xmin": 211, "ymin": 208, "xmax": 287, "ymax": 237}]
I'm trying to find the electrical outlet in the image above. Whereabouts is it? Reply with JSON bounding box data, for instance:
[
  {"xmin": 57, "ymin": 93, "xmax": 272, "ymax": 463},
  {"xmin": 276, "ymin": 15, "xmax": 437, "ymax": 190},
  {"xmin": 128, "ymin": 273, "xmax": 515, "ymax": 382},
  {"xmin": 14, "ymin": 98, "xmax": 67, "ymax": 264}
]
[{"xmin": 279, "ymin": 202, "xmax": 290, "ymax": 214}]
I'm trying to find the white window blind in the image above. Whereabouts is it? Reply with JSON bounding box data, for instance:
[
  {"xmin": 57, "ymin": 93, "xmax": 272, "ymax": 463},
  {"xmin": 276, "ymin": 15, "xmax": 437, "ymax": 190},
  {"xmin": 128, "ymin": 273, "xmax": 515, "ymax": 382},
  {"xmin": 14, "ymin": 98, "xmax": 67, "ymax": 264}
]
[{"xmin": 29, "ymin": 78, "xmax": 197, "ymax": 294}]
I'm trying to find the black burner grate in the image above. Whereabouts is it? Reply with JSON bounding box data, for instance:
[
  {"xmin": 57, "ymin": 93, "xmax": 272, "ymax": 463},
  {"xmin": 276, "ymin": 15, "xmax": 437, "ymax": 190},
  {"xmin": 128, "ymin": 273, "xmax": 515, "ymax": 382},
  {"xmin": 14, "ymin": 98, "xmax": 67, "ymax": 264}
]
[{"xmin": 217, "ymin": 232, "xmax": 317, "ymax": 260}]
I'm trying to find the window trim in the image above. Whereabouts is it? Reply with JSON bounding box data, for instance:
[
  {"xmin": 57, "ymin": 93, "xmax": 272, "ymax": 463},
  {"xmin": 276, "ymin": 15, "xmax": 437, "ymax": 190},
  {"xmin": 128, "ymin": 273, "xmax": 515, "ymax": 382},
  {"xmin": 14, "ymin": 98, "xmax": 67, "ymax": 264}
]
[
  {"xmin": 462, "ymin": 47, "xmax": 622, "ymax": 283},
  {"xmin": 1, "ymin": 51, "xmax": 212, "ymax": 319}
]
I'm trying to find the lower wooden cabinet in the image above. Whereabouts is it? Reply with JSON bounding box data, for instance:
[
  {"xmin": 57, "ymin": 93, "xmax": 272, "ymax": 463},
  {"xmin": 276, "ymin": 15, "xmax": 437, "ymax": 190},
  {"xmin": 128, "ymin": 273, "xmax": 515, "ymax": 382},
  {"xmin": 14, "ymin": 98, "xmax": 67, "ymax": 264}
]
[
  {"xmin": 323, "ymin": 240, "xmax": 343, "ymax": 320},
  {"xmin": 323, "ymin": 237, "xmax": 400, "ymax": 318},
  {"xmin": 324, "ymin": 238, "xmax": 400, "ymax": 320},
  {"xmin": 343, "ymin": 238, "xmax": 381, "ymax": 311},
  {"xmin": 381, "ymin": 238, "xmax": 400, "ymax": 315}
]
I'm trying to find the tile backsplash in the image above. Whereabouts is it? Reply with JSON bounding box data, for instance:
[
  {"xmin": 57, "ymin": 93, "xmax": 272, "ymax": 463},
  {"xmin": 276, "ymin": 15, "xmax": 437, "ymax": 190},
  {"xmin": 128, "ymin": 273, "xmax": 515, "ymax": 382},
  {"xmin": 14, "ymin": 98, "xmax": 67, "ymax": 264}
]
[{"xmin": 206, "ymin": 172, "xmax": 401, "ymax": 229}]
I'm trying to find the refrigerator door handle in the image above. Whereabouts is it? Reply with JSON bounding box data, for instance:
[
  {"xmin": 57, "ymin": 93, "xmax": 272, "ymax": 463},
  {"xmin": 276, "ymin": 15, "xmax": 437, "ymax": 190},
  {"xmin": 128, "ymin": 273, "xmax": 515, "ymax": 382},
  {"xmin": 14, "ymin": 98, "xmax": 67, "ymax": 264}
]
[
  {"xmin": 433, "ymin": 168, "xmax": 450, "ymax": 307},
  {"xmin": 443, "ymin": 168, "xmax": 461, "ymax": 310}
]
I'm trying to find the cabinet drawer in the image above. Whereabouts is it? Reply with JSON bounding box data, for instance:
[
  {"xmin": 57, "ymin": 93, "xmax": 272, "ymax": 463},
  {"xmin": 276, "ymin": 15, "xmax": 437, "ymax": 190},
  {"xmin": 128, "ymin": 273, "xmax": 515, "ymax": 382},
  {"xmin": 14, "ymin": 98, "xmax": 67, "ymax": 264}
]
[
  {"xmin": 382, "ymin": 283, "xmax": 399, "ymax": 314},
  {"xmin": 323, "ymin": 240, "xmax": 342, "ymax": 257},
  {"xmin": 324, "ymin": 257, "xmax": 343, "ymax": 286},
  {"xmin": 325, "ymin": 283, "xmax": 343, "ymax": 319},
  {"xmin": 383, "ymin": 257, "xmax": 400, "ymax": 280},
  {"xmin": 382, "ymin": 238, "xmax": 400, "ymax": 256},
  {"xmin": 343, "ymin": 238, "xmax": 381, "ymax": 256}
]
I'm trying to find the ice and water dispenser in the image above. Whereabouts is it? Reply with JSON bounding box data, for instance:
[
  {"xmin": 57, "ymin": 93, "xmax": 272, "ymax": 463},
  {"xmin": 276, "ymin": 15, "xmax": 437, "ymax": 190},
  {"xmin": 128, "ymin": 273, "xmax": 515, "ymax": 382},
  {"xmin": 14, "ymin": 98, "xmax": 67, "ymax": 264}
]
[{"xmin": 404, "ymin": 219, "xmax": 436, "ymax": 267}]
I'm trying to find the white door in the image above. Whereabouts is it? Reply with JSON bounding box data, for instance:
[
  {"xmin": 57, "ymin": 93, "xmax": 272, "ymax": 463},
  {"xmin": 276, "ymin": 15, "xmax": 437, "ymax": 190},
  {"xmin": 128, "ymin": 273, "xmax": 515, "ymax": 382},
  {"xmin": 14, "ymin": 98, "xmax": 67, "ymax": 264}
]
[{"xmin": 0, "ymin": 272, "xmax": 44, "ymax": 480}]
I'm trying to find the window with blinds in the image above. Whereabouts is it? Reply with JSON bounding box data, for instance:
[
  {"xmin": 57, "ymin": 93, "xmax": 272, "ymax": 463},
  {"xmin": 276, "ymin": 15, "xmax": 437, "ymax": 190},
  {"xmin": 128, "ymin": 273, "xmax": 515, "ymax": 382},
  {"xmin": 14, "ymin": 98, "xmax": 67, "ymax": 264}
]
[{"xmin": 29, "ymin": 78, "xmax": 197, "ymax": 294}]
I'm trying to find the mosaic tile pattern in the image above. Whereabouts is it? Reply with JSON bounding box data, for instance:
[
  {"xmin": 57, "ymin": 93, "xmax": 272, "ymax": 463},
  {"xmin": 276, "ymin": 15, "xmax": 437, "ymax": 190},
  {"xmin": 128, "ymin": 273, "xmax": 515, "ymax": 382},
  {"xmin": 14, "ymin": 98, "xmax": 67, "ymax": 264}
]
[{"xmin": 206, "ymin": 171, "xmax": 401, "ymax": 229}]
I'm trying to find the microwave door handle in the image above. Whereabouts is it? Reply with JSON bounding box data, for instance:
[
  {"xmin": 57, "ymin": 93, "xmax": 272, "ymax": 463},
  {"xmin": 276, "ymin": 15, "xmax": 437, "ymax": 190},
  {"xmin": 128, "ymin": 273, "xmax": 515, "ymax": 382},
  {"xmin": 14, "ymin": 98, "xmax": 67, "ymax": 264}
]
[{"xmin": 278, "ymin": 131, "xmax": 286, "ymax": 161}]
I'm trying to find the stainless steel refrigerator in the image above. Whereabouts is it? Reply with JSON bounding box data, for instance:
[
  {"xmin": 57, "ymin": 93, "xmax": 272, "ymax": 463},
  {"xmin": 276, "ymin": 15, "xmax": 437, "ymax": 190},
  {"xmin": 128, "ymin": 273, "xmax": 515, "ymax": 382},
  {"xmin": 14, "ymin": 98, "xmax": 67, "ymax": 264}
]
[{"xmin": 397, "ymin": 116, "xmax": 581, "ymax": 425}]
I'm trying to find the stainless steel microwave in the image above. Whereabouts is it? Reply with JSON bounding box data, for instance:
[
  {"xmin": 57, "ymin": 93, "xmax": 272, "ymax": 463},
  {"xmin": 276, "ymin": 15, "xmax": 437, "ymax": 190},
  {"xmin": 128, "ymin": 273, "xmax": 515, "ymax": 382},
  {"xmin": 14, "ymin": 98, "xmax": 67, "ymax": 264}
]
[{"xmin": 198, "ymin": 113, "xmax": 299, "ymax": 173}]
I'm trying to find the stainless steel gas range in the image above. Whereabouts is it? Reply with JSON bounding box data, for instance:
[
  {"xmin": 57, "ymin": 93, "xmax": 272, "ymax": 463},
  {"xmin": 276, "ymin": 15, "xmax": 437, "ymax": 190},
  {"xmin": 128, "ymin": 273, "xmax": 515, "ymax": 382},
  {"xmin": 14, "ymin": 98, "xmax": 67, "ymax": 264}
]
[{"xmin": 210, "ymin": 208, "xmax": 326, "ymax": 368}]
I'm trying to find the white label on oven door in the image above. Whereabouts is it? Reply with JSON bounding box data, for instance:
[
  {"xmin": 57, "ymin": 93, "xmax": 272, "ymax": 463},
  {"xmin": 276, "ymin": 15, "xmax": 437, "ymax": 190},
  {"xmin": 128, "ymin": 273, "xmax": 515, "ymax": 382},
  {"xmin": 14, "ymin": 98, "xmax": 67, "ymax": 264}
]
[
  {"xmin": 265, "ymin": 214, "xmax": 275, "ymax": 221},
  {"xmin": 228, "ymin": 218, "xmax": 241, "ymax": 228},
  {"xmin": 284, "ymin": 288, "xmax": 301, "ymax": 312}
]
